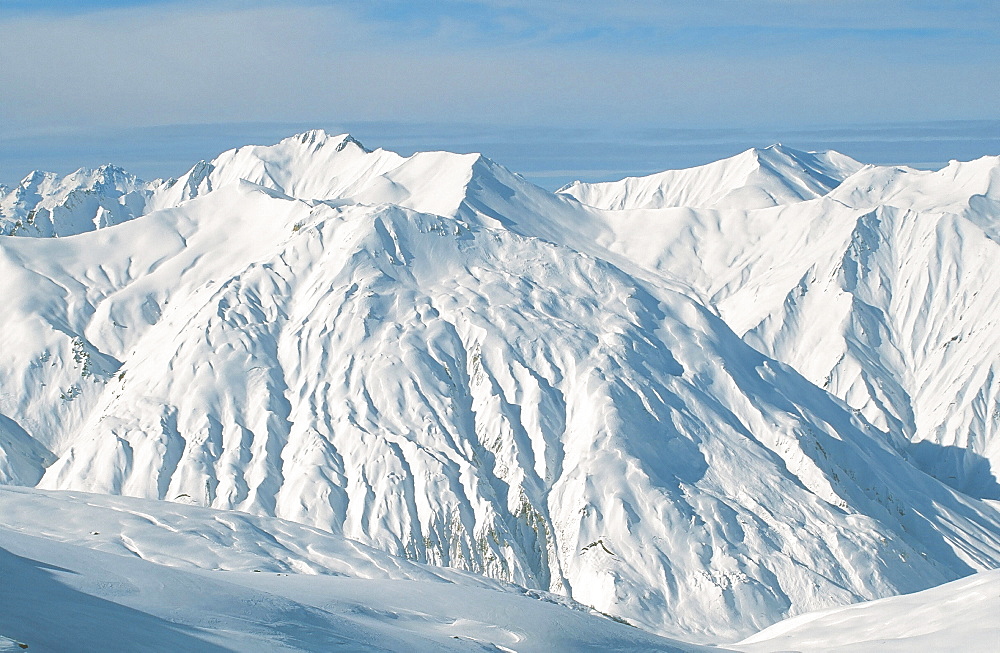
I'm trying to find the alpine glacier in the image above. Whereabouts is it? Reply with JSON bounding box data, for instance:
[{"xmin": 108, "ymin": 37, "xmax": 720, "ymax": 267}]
[{"xmin": 1, "ymin": 130, "xmax": 998, "ymax": 645}]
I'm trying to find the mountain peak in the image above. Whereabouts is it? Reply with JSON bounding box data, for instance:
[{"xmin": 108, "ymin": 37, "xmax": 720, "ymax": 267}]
[
  {"xmin": 18, "ymin": 169, "xmax": 56, "ymax": 188},
  {"xmin": 336, "ymin": 133, "xmax": 370, "ymax": 153},
  {"xmin": 752, "ymin": 142, "xmax": 799, "ymax": 161},
  {"xmin": 2, "ymin": 131, "xmax": 1000, "ymax": 644},
  {"xmin": 295, "ymin": 128, "xmax": 331, "ymax": 144},
  {"xmin": 561, "ymin": 144, "xmax": 863, "ymax": 211},
  {"xmin": 275, "ymin": 129, "xmax": 371, "ymax": 155}
]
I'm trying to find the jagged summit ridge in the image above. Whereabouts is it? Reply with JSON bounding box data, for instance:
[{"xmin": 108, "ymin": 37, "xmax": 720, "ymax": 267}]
[
  {"xmin": 0, "ymin": 163, "xmax": 153, "ymax": 237},
  {"xmin": 0, "ymin": 130, "xmax": 398, "ymax": 237}
]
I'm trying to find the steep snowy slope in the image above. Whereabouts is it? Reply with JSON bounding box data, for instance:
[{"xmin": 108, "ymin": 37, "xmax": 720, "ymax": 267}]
[
  {"xmin": 0, "ymin": 487, "xmax": 703, "ymax": 652},
  {"xmin": 559, "ymin": 144, "xmax": 863, "ymax": 211},
  {"xmin": 0, "ymin": 182, "xmax": 319, "ymax": 460},
  {"xmin": 744, "ymin": 184, "xmax": 1000, "ymax": 500},
  {"xmin": 1, "ymin": 133, "xmax": 999, "ymax": 643},
  {"xmin": 735, "ymin": 569, "xmax": 1000, "ymax": 652},
  {"xmin": 566, "ymin": 157, "xmax": 1000, "ymax": 499},
  {"xmin": 0, "ymin": 414, "xmax": 51, "ymax": 486}
]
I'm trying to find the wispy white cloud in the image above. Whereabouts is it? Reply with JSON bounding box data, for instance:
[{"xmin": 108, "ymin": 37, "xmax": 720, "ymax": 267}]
[{"xmin": 0, "ymin": 1, "xmax": 997, "ymax": 135}]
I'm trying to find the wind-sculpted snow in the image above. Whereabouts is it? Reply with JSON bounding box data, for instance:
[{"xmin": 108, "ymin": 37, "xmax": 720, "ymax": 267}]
[
  {"xmin": 0, "ymin": 487, "xmax": 702, "ymax": 652},
  {"xmin": 1, "ymin": 132, "xmax": 999, "ymax": 642}
]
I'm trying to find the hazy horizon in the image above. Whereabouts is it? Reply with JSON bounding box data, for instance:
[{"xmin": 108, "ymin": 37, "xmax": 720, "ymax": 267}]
[
  {"xmin": 2, "ymin": 119, "xmax": 999, "ymax": 191},
  {"xmin": 3, "ymin": 1, "xmax": 998, "ymax": 188}
]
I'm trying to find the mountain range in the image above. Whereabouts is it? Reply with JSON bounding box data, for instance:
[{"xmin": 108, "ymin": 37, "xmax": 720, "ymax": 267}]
[{"xmin": 1, "ymin": 130, "xmax": 998, "ymax": 646}]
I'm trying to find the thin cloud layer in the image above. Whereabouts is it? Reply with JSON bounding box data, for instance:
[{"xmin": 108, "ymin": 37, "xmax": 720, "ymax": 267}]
[{"xmin": 2, "ymin": 1, "xmax": 998, "ymax": 134}]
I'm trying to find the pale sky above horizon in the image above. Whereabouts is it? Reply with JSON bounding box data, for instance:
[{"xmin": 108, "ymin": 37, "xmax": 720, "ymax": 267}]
[{"xmin": 2, "ymin": 1, "xmax": 998, "ymax": 185}]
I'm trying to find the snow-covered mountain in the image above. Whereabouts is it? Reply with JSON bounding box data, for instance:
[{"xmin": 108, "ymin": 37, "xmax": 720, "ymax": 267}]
[
  {"xmin": 558, "ymin": 144, "xmax": 864, "ymax": 210},
  {"xmin": 1, "ymin": 131, "xmax": 998, "ymax": 645},
  {"xmin": 559, "ymin": 153, "xmax": 1000, "ymax": 501},
  {"xmin": 0, "ymin": 164, "xmax": 155, "ymax": 237}
]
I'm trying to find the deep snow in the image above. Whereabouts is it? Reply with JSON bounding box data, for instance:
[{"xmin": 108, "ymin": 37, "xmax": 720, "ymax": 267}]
[
  {"xmin": 0, "ymin": 486, "xmax": 706, "ymax": 652},
  {"xmin": 735, "ymin": 568, "xmax": 1000, "ymax": 652}
]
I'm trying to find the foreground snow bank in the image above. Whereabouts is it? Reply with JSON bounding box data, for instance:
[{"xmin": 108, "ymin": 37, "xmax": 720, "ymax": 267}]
[
  {"xmin": 735, "ymin": 569, "xmax": 1000, "ymax": 652},
  {"xmin": 0, "ymin": 487, "xmax": 706, "ymax": 652}
]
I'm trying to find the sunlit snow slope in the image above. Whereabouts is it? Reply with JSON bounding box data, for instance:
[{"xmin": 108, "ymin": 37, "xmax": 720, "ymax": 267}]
[
  {"xmin": 558, "ymin": 144, "xmax": 864, "ymax": 210},
  {"xmin": 563, "ymin": 151, "xmax": 1000, "ymax": 501},
  {"xmin": 1, "ymin": 131, "xmax": 998, "ymax": 642},
  {"xmin": 735, "ymin": 568, "xmax": 1000, "ymax": 652}
]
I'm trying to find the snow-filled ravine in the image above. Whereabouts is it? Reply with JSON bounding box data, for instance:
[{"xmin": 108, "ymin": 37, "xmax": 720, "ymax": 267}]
[{"xmin": 1, "ymin": 131, "xmax": 998, "ymax": 647}]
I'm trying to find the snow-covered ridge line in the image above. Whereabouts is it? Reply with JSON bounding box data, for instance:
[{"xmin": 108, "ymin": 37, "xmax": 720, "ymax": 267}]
[
  {"xmin": 557, "ymin": 143, "xmax": 865, "ymax": 210},
  {"xmin": 1, "ymin": 130, "xmax": 999, "ymax": 643},
  {"xmin": 0, "ymin": 163, "xmax": 154, "ymax": 237},
  {"xmin": 0, "ymin": 129, "xmax": 482, "ymax": 237}
]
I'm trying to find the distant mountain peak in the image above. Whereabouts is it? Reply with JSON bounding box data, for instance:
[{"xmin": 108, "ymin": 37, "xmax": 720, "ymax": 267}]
[
  {"xmin": 336, "ymin": 133, "xmax": 370, "ymax": 153},
  {"xmin": 274, "ymin": 129, "xmax": 371, "ymax": 155},
  {"xmin": 560, "ymin": 144, "xmax": 863, "ymax": 210},
  {"xmin": 296, "ymin": 128, "xmax": 330, "ymax": 144},
  {"xmin": 18, "ymin": 169, "xmax": 55, "ymax": 188}
]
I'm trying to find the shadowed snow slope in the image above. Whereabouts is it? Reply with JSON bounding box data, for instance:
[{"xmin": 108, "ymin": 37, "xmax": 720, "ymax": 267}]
[
  {"xmin": 0, "ymin": 487, "xmax": 704, "ymax": 652},
  {"xmin": 1, "ymin": 132, "xmax": 999, "ymax": 643}
]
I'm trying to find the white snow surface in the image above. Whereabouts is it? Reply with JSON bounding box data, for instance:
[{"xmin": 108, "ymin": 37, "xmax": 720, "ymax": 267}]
[
  {"xmin": 0, "ymin": 486, "xmax": 704, "ymax": 652},
  {"xmin": 1, "ymin": 131, "xmax": 999, "ymax": 643},
  {"xmin": 735, "ymin": 568, "xmax": 1000, "ymax": 652},
  {"xmin": 561, "ymin": 156, "xmax": 1000, "ymax": 501},
  {"xmin": 558, "ymin": 144, "xmax": 864, "ymax": 210}
]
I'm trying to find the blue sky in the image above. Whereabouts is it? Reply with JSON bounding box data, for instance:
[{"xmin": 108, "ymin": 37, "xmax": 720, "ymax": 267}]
[{"xmin": 1, "ymin": 1, "xmax": 998, "ymax": 185}]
